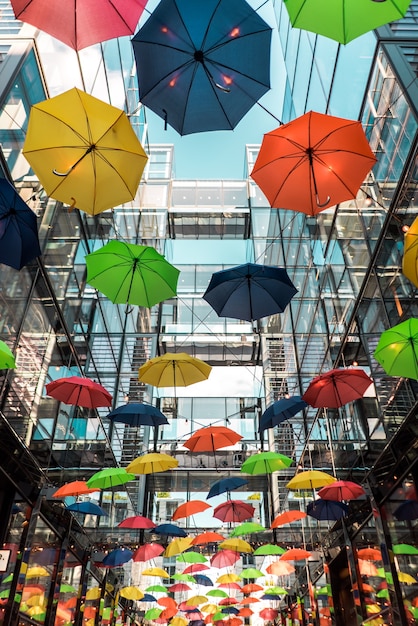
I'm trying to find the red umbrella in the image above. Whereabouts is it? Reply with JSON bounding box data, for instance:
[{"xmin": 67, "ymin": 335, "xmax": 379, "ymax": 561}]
[
  {"xmin": 184, "ymin": 426, "xmax": 243, "ymax": 452},
  {"xmin": 52, "ymin": 480, "xmax": 100, "ymax": 498},
  {"xmin": 132, "ymin": 543, "xmax": 165, "ymax": 562},
  {"xmin": 183, "ymin": 564, "xmax": 210, "ymax": 575},
  {"xmin": 271, "ymin": 510, "xmax": 307, "ymax": 528},
  {"xmin": 172, "ymin": 500, "xmax": 211, "ymax": 520},
  {"xmin": 10, "ymin": 0, "xmax": 148, "ymax": 51},
  {"xmin": 213, "ymin": 501, "xmax": 255, "ymax": 523},
  {"xmin": 118, "ymin": 515, "xmax": 156, "ymax": 529},
  {"xmin": 318, "ymin": 480, "xmax": 366, "ymax": 501},
  {"xmin": 210, "ymin": 550, "xmax": 240, "ymax": 568},
  {"xmin": 259, "ymin": 608, "xmax": 278, "ymax": 620},
  {"xmin": 218, "ymin": 583, "xmax": 242, "ymax": 591},
  {"xmin": 237, "ymin": 608, "xmax": 253, "ymax": 618},
  {"xmin": 302, "ymin": 368, "xmax": 373, "ymax": 408},
  {"xmin": 219, "ymin": 598, "xmax": 238, "ymax": 606},
  {"xmin": 168, "ymin": 583, "xmax": 192, "ymax": 593},
  {"xmin": 46, "ymin": 376, "xmax": 112, "ymax": 408}
]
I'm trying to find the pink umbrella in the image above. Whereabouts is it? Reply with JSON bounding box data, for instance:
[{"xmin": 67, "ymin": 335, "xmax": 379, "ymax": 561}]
[
  {"xmin": 211, "ymin": 550, "xmax": 240, "ymax": 568},
  {"xmin": 118, "ymin": 515, "xmax": 156, "ymax": 529}
]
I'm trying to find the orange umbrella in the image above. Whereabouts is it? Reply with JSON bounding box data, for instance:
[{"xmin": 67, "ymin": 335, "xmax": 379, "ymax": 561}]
[
  {"xmin": 251, "ymin": 111, "xmax": 376, "ymax": 215},
  {"xmin": 280, "ymin": 548, "xmax": 312, "ymax": 561},
  {"xmin": 184, "ymin": 426, "xmax": 242, "ymax": 452},
  {"xmin": 271, "ymin": 510, "xmax": 307, "ymax": 528},
  {"xmin": 192, "ymin": 532, "xmax": 225, "ymax": 545},
  {"xmin": 241, "ymin": 584, "xmax": 263, "ymax": 594},
  {"xmin": 266, "ymin": 561, "xmax": 295, "ymax": 576},
  {"xmin": 52, "ymin": 480, "xmax": 100, "ymax": 497},
  {"xmin": 238, "ymin": 597, "xmax": 260, "ymax": 604},
  {"xmin": 172, "ymin": 500, "xmax": 211, "ymax": 520},
  {"xmin": 158, "ymin": 598, "xmax": 177, "ymax": 609},
  {"xmin": 357, "ymin": 547, "xmax": 382, "ymax": 561},
  {"xmin": 237, "ymin": 608, "xmax": 253, "ymax": 617}
]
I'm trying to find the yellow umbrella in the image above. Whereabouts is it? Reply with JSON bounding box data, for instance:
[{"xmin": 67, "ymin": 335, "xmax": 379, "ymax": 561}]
[
  {"xmin": 126, "ymin": 452, "xmax": 179, "ymax": 475},
  {"xmin": 171, "ymin": 617, "xmax": 188, "ymax": 626},
  {"xmin": 139, "ymin": 353, "xmax": 212, "ymax": 388},
  {"xmin": 26, "ymin": 605, "xmax": 46, "ymax": 617},
  {"xmin": 26, "ymin": 566, "xmax": 49, "ymax": 578},
  {"xmin": 402, "ymin": 216, "xmax": 418, "ymax": 287},
  {"xmin": 164, "ymin": 537, "xmax": 194, "ymax": 557},
  {"xmin": 23, "ymin": 87, "xmax": 148, "ymax": 216},
  {"xmin": 86, "ymin": 587, "xmax": 102, "ymax": 600},
  {"xmin": 216, "ymin": 574, "xmax": 241, "ymax": 584},
  {"xmin": 286, "ymin": 470, "xmax": 337, "ymax": 490},
  {"xmin": 120, "ymin": 587, "xmax": 144, "ymax": 601},
  {"xmin": 219, "ymin": 538, "xmax": 253, "ymax": 553},
  {"xmin": 142, "ymin": 567, "xmax": 170, "ymax": 578},
  {"xmin": 201, "ymin": 604, "xmax": 219, "ymax": 614},
  {"xmin": 398, "ymin": 571, "xmax": 417, "ymax": 584},
  {"xmin": 186, "ymin": 596, "xmax": 208, "ymax": 606}
]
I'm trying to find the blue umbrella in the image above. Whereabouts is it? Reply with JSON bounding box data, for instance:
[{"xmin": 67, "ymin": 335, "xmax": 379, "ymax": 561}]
[
  {"xmin": 207, "ymin": 477, "xmax": 248, "ymax": 499},
  {"xmin": 101, "ymin": 548, "xmax": 133, "ymax": 567},
  {"xmin": 107, "ymin": 402, "xmax": 169, "ymax": 427},
  {"xmin": 259, "ymin": 396, "xmax": 308, "ymax": 433},
  {"xmin": 307, "ymin": 499, "xmax": 348, "ymax": 521},
  {"xmin": 152, "ymin": 523, "xmax": 188, "ymax": 537},
  {"xmin": 66, "ymin": 502, "xmax": 107, "ymax": 516},
  {"xmin": 141, "ymin": 594, "xmax": 157, "ymax": 602},
  {"xmin": 221, "ymin": 607, "xmax": 239, "ymax": 615},
  {"xmin": 132, "ymin": 0, "xmax": 272, "ymax": 136},
  {"xmin": 394, "ymin": 500, "xmax": 418, "ymax": 521},
  {"xmin": 0, "ymin": 178, "xmax": 41, "ymax": 270},
  {"xmin": 203, "ymin": 263, "xmax": 297, "ymax": 322},
  {"xmin": 193, "ymin": 575, "xmax": 213, "ymax": 586}
]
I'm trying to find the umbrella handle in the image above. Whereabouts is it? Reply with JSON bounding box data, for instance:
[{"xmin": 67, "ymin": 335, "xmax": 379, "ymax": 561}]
[{"xmin": 316, "ymin": 194, "xmax": 331, "ymax": 208}]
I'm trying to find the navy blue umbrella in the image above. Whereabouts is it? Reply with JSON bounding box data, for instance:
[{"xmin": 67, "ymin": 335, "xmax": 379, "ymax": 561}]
[
  {"xmin": 394, "ymin": 500, "xmax": 418, "ymax": 521},
  {"xmin": 132, "ymin": 0, "xmax": 272, "ymax": 136},
  {"xmin": 141, "ymin": 594, "xmax": 157, "ymax": 602},
  {"xmin": 193, "ymin": 574, "xmax": 213, "ymax": 586},
  {"xmin": 221, "ymin": 607, "xmax": 239, "ymax": 615},
  {"xmin": 207, "ymin": 477, "xmax": 248, "ymax": 499},
  {"xmin": 0, "ymin": 177, "xmax": 41, "ymax": 270},
  {"xmin": 107, "ymin": 402, "xmax": 169, "ymax": 427},
  {"xmin": 259, "ymin": 396, "xmax": 308, "ymax": 433},
  {"xmin": 152, "ymin": 523, "xmax": 188, "ymax": 537},
  {"xmin": 203, "ymin": 263, "xmax": 297, "ymax": 322},
  {"xmin": 307, "ymin": 499, "xmax": 348, "ymax": 521},
  {"xmin": 101, "ymin": 548, "xmax": 133, "ymax": 567},
  {"xmin": 66, "ymin": 501, "xmax": 107, "ymax": 516}
]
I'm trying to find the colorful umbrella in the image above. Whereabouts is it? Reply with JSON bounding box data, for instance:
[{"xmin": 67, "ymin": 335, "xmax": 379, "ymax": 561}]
[
  {"xmin": 252, "ymin": 544, "xmax": 286, "ymax": 556},
  {"xmin": 172, "ymin": 500, "xmax": 211, "ymax": 521},
  {"xmin": 259, "ymin": 396, "xmax": 307, "ymax": 433},
  {"xmin": 393, "ymin": 543, "xmax": 418, "ymax": 555},
  {"xmin": 218, "ymin": 538, "xmax": 253, "ymax": 553},
  {"xmin": 168, "ymin": 583, "xmax": 192, "ymax": 593},
  {"xmin": 302, "ymin": 368, "xmax": 373, "ymax": 408},
  {"xmin": 120, "ymin": 587, "xmax": 144, "ymax": 601},
  {"xmin": 184, "ymin": 426, "xmax": 242, "ymax": 452},
  {"xmin": 127, "ymin": 452, "xmax": 179, "ymax": 475},
  {"xmin": 259, "ymin": 608, "xmax": 278, "ymax": 620},
  {"xmin": 251, "ymin": 111, "xmax": 376, "ymax": 215},
  {"xmin": 192, "ymin": 532, "xmax": 225, "ymax": 545},
  {"xmin": 176, "ymin": 552, "xmax": 208, "ymax": 564},
  {"xmin": 286, "ymin": 470, "xmax": 336, "ymax": 490},
  {"xmin": 241, "ymin": 451, "xmax": 293, "ymax": 474},
  {"xmin": 139, "ymin": 353, "xmax": 212, "ymax": 388},
  {"xmin": 239, "ymin": 568, "xmax": 264, "ymax": 579},
  {"xmin": 86, "ymin": 242, "xmax": 179, "ymax": 308},
  {"xmin": 280, "ymin": 548, "xmax": 312, "ymax": 561},
  {"xmin": 207, "ymin": 478, "xmax": 248, "ymax": 500},
  {"xmin": 164, "ymin": 537, "xmax": 194, "ymax": 557},
  {"xmin": 206, "ymin": 590, "xmax": 229, "ymax": 599},
  {"xmin": 23, "ymin": 88, "xmax": 148, "ymax": 215},
  {"xmin": 193, "ymin": 575, "xmax": 213, "ymax": 587},
  {"xmin": 107, "ymin": 402, "xmax": 169, "ymax": 429},
  {"xmin": 398, "ymin": 572, "xmax": 417, "ymax": 584},
  {"xmin": 265, "ymin": 561, "xmax": 295, "ymax": 576},
  {"xmin": 66, "ymin": 502, "xmax": 107, "ymax": 516},
  {"xmin": 52, "ymin": 480, "xmax": 100, "ymax": 498},
  {"xmin": 394, "ymin": 500, "xmax": 418, "ymax": 521},
  {"xmin": 171, "ymin": 573, "xmax": 196, "ymax": 583},
  {"xmin": 142, "ymin": 567, "xmax": 170, "ymax": 579},
  {"xmin": 282, "ymin": 0, "xmax": 411, "ymax": 44},
  {"xmin": 145, "ymin": 608, "xmax": 163, "ymax": 620},
  {"xmin": 374, "ymin": 319, "xmax": 418, "ymax": 379},
  {"xmin": 153, "ymin": 523, "xmax": 188, "ymax": 537},
  {"xmin": 403, "ymin": 217, "xmax": 418, "ymax": 287},
  {"xmin": 183, "ymin": 564, "xmax": 210, "ymax": 574},
  {"xmin": 216, "ymin": 574, "xmax": 241, "ymax": 584},
  {"xmin": 271, "ymin": 510, "xmax": 307, "ymax": 528},
  {"xmin": 133, "ymin": 543, "xmax": 165, "ymax": 562},
  {"xmin": 203, "ymin": 263, "xmax": 297, "ymax": 322},
  {"xmin": 186, "ymin": 596, "xmax": 208, "ymax": 606},
  {"xmin": 318, "ymin": 480, "xmax": 365, "ymax": 501},
  {"xmin": 306, "ymin": 499, "xmax": 348, "ymax": 521},
  {"xmin": 46, "ymin": 376, "xmax": 112, "ymax": 408},
  {"xmin": 132, "ymin": 0, "xmax": 271, "ymax": 135},
  {"xmin": 357, "ymin": 548, "xmax": 382, "ymax": 561},
  {"xmin": 145, "ymin": 585, "xmax": 168, "ymax": 593},
  {"xmin": 230, "ymin": 522, "xmax": 265, "ymax": 536},
  {"xmin": 213, "ymin": 500, "xmax": 255, "ymax": 523},
  {"xmin": 118, "ymin": 515, "xmax": 156, "ymax": 529},
  {"xmin": 86, "ymin": 467, "xmax": 135, "ymax": 489},
  {"xmin": 241, "ymin": 584, "xmax": 263, "ymax": 594},
  {"xmin": 210, "ymin": 550, "xmax": 240, "ymax": 568},
  {"xmin": 101, "ymin": 548, "xmax": 133, "ymax": 567}
]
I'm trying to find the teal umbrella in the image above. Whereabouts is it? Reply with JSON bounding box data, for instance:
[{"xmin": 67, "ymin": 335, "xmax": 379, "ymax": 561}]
[{"xmin": 374, "ymin": 319, "xmax": 418, "ymax": 379}]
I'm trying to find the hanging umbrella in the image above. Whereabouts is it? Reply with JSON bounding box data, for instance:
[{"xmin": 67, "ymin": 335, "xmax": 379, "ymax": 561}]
[
  {"xmin": 239, "ymin": 568, "xmax": 264, "ymax": 580},
  {"xmin": 213, "ymin": 500, "xmax": 255, "ymax": 523},
  {"xmin": 251, "ymin": 111, "xmax": 376, "ymax": 216},
  {"xmin": 203, "ymin": 263, "xmax": 297, "ymax": 322},
  {"xmin": 259, "ymin": 396, "xmax": 307, "ymax": 433},
  {"xmin": 265, "ymin": 561, "xmax": 295, "ymax": 576},
  {"xmin": 286, "ymin": 470, "xmax": 336, "ymax": 490},
  {"xmin": 145, "ymin": 608, "xmax": 163, "ymax": 620},
  {"xmin": 126, "ymin": 452, "xmax": 179, "ymax": 475},
  {"xmin": 207, "ymin": 478, "xmax": 248, "ymax": 500},
  {"xmin": 403, "ymin": 216, "xmax": 418, "ymax": 287},
  {"xmin": 230, "ymin": 522, "xmax": 265, "ymax": 537},
  {"xmin": 210, "ymin": 550, "xmax": 240, "ymax": 568},
  {"xmin": 271, "ymin": 510, "xmax": 307, "ymax": 528},
  {"xmin": 306, "ymin": 499, "xmax": 348, "ymax": 521},
  {"xmin": 398, "ymin": 572, "xmax": 417, "ymax": 584},
  {"xmin": 374, "ymin": 318, "xmax": 418, "ymax": 379},
  {"xmin": 101, "ymin": 548, "xmax": 133, "ymax": 567},
  {"xmin": 46, "ymin": 376, "xmax": 112, "ymax": 408},
  {"xmin": 357, "ymin": 548, "xmax": 382, "ymax": 561},
  {"xmin": 253, "ymin": 544, "xmax": 285, "ymax": 556},
  {"xmin": 303, "ymin": 368, "xmax": 373, "ymax": 408},
  {"xmin": 206, "ymin": 590, "xmax": 229, "ymax": 599},
  {"xmin": 0, "ymin": 178, "xmax": 41, "ymax": 271},
  {"xmin": 241, "ymin": 451, "xmax": 293, "ymax": 475},
  {"xmin": 141, "ymin": 593, "xmax": 157, "ymax": 602},
  {"xmin": 168, "ymin": 583, "xmax": 192, "ymax": 593},
  {"xmin": 171, "ymin": 574, "xmax": 196, "ymax": 583},
  {"xmin": 86, "ymin": 467, "xmax": 135, "ymax": 489},
  {"xmin": 318, "ymin": 480, "xmax": 365, "ymax": 501},
  {"xmin": 280, "ymin": 548, "xmax": 312, "ymax": 561},
  {"xmin": 66, "ymin": 502, "xmax": 107, "ymax": 516},
  {"xmin": 241, "ymin": 584, "xmax": 263, "ymax": 594},
  {"xmin": 153, "ymin": 523, "xmax": 188, "ymax": 537},
  {"xmin": 86, "ymin": 242, "xmax": 179, "ymax": 308},
  {"xmin": 107, "ymin": 402, "xmax": 169, "ymax": 428},
  {"xmin": 393, "ymin": 543, "xmax": 418, "ymax": 555},
  {"xmin": 259, "ymin": 608, "xmax": 278, "ymax": 620},
  {"xmin": 237, "ymin": 608, "xmax": 253, "ymax": 618},
  {"xmin": 186, "ymin": 596, "xmax": 208, "ymax": 607},
  {"xmin": 139, "ymin": 353, "xmax": 212, "ymax": 388},
  {"xmin": 176, "ymin": 553, "xmax": 208, "ymax": 564},
  {"xmin": 282, "ymin": 0, "xmax": 411, "ymax": 45},
  {"xmin": 193, "ymin": 575, "xmax": 213, "ymax": 587},
  {"xmin": 171, "ymin": 618, "xmax": 188, "ymax": 626},
  {"xmin": 192, "ymin": 532, "xmax": 225, "ymax": 545},
  {"xmin": 118, "ymin": 515, "xmax": 156, "ymax": 529},
  {"xmin": 11, "ymin": 0, "xmax": 147, "ymax": 50},
  {"xmin": 23, "ymin": 88, "xmax": 148, "ymax": 215},
  {"xmin": 183, "ymin": 564, "xmax": 210, "ymax": 574},
  {"xmin": 172, "ymin": 500, "xmax": 211, "ymax": 520},
  {"xmin": 219, "ymin": 538, "xmax": 253, "ymax": 553},
  {"xmin": 146, "ymin": 585, "xmax": 168, "ymax": 593},
  {"xmin": 184, "ymin": 426, "xmax": 242, "ymax": 452},
  {"xmin": 120, "ymin": 587, "xmax": 144, "ymax": 601},
  {"xmin": 143, "ymin": 567, "xmax": 171, "ymax": 578},
  {"xmin": 52, "ymin": 480, "xmax": 100, "ymax": 498},
  {"xmin": 133, "ymin": 543, "xmax": 165, "ymax": 562},
  {"xmin": 216, "ymin": 574, "xmax": 241, "ymax": 584},
  {"xmin": 132, "ymin": 0, "xmax": 271, "ymax": 136},
  {"xmin": 394, "ymin": 500, "xmax": 418, "ymax": 521},
  {"xmin": 158, "ymin": 597, "xmax": 178, "ymax": 610},
  {"xmin": 26, "ymin": 567, "xmax": 49, "ymax": 579},
  {"xmin": 218, "ymin": 583, "xmax": 242, "ymax": 592},
  {"xmin": 164, "ymin": 537, "xmax": 194, "ymax": 557}
]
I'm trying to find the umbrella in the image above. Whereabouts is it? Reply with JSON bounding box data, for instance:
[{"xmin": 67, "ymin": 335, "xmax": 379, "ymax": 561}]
[
  {"xmin": 183, "ymin": 564, "xmax": 210, "ymax": 574},
  {"xmin": 207, "ymin": 478, "xmax": 248, "ymax": 500},
  {"xmin": 171, "ymin": 619, "xmax": 188, "ymax": 626},
  {"xmin": 259, "ymin": 396, "xmax": 307, "ymax": 432},
  {"xmin": 11, "ymin": 0, "xmax": 147, "ymax": 50},
  {"xmin": 374, "ymin": 319, "xmax": 418, "ymax": 379},
  {"xmin": 171, "ymin": 574, "xmax": 196, "ymax": 583},
  {"xmin": 206, "ymin": 590, "xmax": 229, "ymax": 599},
  {"xmin": 133, "ymin": 543, "xmax": 165, "ymax": 561},
  {"xmin": 164, "ymin": 537, "xmax": 194, "ymax": 557},
  {"xmin": 107, "ymin": 402, "xmax": 169, "ymax": 428},
  {"xmin": 239, "ymin": 568, "xmax": 264, "ymax": 579},
  {"xmin": 172, "ymin": 500, "xmax": 211, "ymax": 520},
  {"xmin": 23, "ymin": 87, "xmax": 148, "ymax": 215},
  {"xmin": 251, "ymin": 111, "xmax": 376, "ymax": 216},
  {"xmin": 153, "ymin": 523, "xmax": 188, "ymax": 537},
  {"xmin": 265, "ymin": 561, "xmax": 295, "ymax": 576},
  {"xmin": 398, "ymin": 572, "xmax": 417, "ymax": 584},
  {"xmin": 127, "ymin": 452, "xmax": 179, "ymax": 475},
  {"xmin": 193, "ymin": 575, "xmax": 213, "ymax": 587},
  {"xmin": 318, "ymin": 480, "xmax": 365, "ymax": 501},
  {"xmin": 271, "ymin": 510, "xmax": 307, "ymax": 528},
  {"xmin": 252, "ymin": 544, "xmax": 285, "ymax": 556},
  {"xmin": 0, "ymin": 178, "xmax": 41, "ymax": 270},
  {"xmin": 192, "ymin": 532, "xmax": 225, "ymax": 545},
  {"xmin": 0, "ymin": 340, "xmax": 15, "ymax": 371},
  {"xmin": 86, "ymin": 242, "xmax": 180, "ymax": 308},
  {"xmin": 52, "ymin": 480, "xmax": 100, "ymax": 498},
  {"xmin": 86, "ymin": 467, "xmax": 136, "ymax": 489},
  {"xmin": 132, "ymin": 0, "xmax": 271, "ymax": 136},
  {"xmin": 237, "ymin": 608, "xmax": 253, "ymax": 618},
  {"xmin": 146, "ymin": 585, "xmax": 168, "ymax": 593},
  {"xmin": 145, "ymin": 608, "xmax": 163, "ymax": 620},
  {"xmin": 303, "ymin": 368, "xmax": 373, "ymax": 408},
  {"xmin": 286, "ymin": 470, "xmax": 336, "ymax": 490},
  {"xmin": 306, "ymin": 499, "xmax": 348, "ymax": 521},
  {"xmin": 168, "ymin": 583, "xmax": 192, "ymax": 593},
  {"xmin": 213, "ymin": 500, "xmax": 255, "ymax": 523},
  {"xmin": 241, "ymin": 584, "xmax": 263, "ymax": 594},
  {"xmin": 357, "ymin": 548, "xmax": 382, "ymax": 561},
  {"xmin": 241, "ymin": 451, "xmax": 293, "ymax": 474},
  {"xmin": 101, "ymin": 548, "xmax": 133, "ymax": 567},
  {"xmin": 46, "ymin": 376, "xmax": 112, "ymax": 408},
  {"xmin": 280, "ymin": 548, "xmax": 312, "ymax": 561},
  {"xmin": 142, "ymin": 567, "xmax": 170, "ymax": 578},
  {"xmin": 210, "ymin": 550, "xmax": 240, "ymax": 568},
  {"xmin": 26, "ymin": 567, "xmax": 49, "ymax": 578},
  {"xmin": 176, "ymin": 553, "xmax": 208, "ymax": 564},
  {"xmin": 118, "ymin": 515, "xmax": 156, "ymax": 529},
  {"xmin": 66, "ymin": 502, "xmax": 107, "ymax": 516},
  {"xmin": 218, "ymin": 538, "xmax": 252, "ymax": 553},
  {"xmin": 394, "ymin": 500, "xmax": 418, "ymax": 521},
  {"xmin": 186, "ymin": 596, "xmax": 208, "ymax": 606},
  {"xmin": 141, "ymin": 593, "xmax": 158, "ymax": 602},
  {"xmin": 259, "ymin": 608, "xmax": 278, "ymax": 620},
  {"xmin": 393, "ymin": 544, "xmax": 418, "ymax": 555},
  {"xmin": 403, "ymin": 216, "xmax": 418, "ymax": 287},
  {"xmin": 203, "ymin": 263, "xmax": 297, "ymax": 322},
  {"xmin": 216, "ymin": 574, "xmax": 241, "ymax": 584},
  {"xmin": 184, "ymin": 426, "xmax": 242, "ymax": 452},
  {"xmin": 282, "ymin": 0, "xmax": 411, "ymax": 44},
  {"xmin": 139, "ymin": 353, "xmax": 212, "ymax": 388},
  {"xmin": 120, "ymin": 587, "xmax": 144, "ymax": 601},
  {"xmin": 230, "ymin": 522, "xmax": 265, "ymax": 536}
]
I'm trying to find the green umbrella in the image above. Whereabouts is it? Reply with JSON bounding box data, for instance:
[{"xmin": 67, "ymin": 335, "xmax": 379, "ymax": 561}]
[
  {"xmin": 376, "ymin": 589, "xmax": 390, "ymax": 599},
  {"xmin": 266, "ymin": 586, "xmax": 287, "ymax": 595},
  {"xmin": 230, "ymin": 522, "xmax": 266, "ymax": 537},
  {"xmin": 374, "ymin": 318, "xmax": 418, "ymax": 379},
  {"xmin": 176, "ymin": 552, "xmax": 207, "ymax": 564},
  {"xmin": 59, "ymin": 583, "xmax": 77, "ymax": 593},
  {"xmin": 239, "ymin": 568, "xmax": 264, "ymax": 579},
  {"xmin": 282, "ymin": 0, "xmax": 411, "ymax": 45},
  {"xmin": 171, "ymin": 573, "xmax": 196, "ymax": 583},
  {"xmin": 1, "ymin": 574, "xmax": 13, "ymax": 584},
  {"xmin": 0, "ymin": 341, "xmax": 15, "ymax": 369},
  {"xmin": 253, "ymin": 544, "xmax": 286, "ymax": 556},
  {"xmin": 145, "ymin": 585, "xmax": 168, "ymax": 593},
  {"xmin": 393, "ymin": 543, "xmax": 418, "ymax": 555},
  {"xmin": 86, "ymin": 467, "xmax": 136, "ymax": 490},
  {"xmin": 241, "ymin": 451, "xmax": 293, "ymax": 475},
  {"xmin": 212, "ymin": 612, "xmax": 225, "ymax": 621},
  {"xmin": 85, "ymin": 241, "xmax": 180, "ymax": 308},
  {"xmin": 145, "ymin": 608, "xmax": 163, "ymax": 620},
  {"xmin": 206, "ymin": 590, "xmax": 229, "ymax": 598},
  {"xmin": 0, "ymin": 589, "xmax": 10, "ymax": 599}
]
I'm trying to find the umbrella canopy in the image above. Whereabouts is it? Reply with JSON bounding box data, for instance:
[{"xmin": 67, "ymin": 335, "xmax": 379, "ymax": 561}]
[
  {"xmin": 153, "ymin": 523, "xmax": 188, "ymax": 537},
  {"xmin": 230, "ymin": 522, "xmax": 265, "ymax": 537},
  {"xmin": 251, "ymin": 111, "xmax": 376, "ymax": 215},
  {"xmin": 280, "ymin": 548, "xmax": 312, "ymax": 561},
  {"xmin": 87, "ymin": 467, "xmax": 135, "ymax": 490},
  {"xmin": 203, "ymin": 263, "xmax": 297, "ymax": 322},
  {"xmin": 193, "ymin": 575, "xmax": 213, "ymax": 587},
  {"xmin": 11, "ymin": 0, "xmax": 147, "ymax": 50},
  {"xmin": 302, "ymin": 368, "xmax": 373, "ymax": 408},
  {"xmin": 213, "ymin": 500, "xmax": 255, "ymax": 523},
  {"xmin": 207, "ymin": 478, "xmax": 248, "ymax": 500},
  {"xmin": 145, "ymin": 608, "xmax": 163, "ymax": 620},
  {"xmin": 176, "ymin": 552, "xmax": 208, "ymax": 564},
  {"xmin": 192, "ymin": 531, "xmax": 225, "ymax": 545},
  {"xmin": 259, "ymin": 608, "xmax": 278, "ymax": 620},
  {"xmin": 271, "ymin": 510, "xmax": 307, "ymax": 528},
  {"xmin": 46, "ymin": 376, "xmax": 112, "ymax": 408},
  {"xmin": 265, "ymin": 560, "xmax": 295, "ymax": 575},
  {"xmin": 286, "ymin": 470, "xmax": 336, "ymax": 490},
  {"xmin": 318, "ymin": 480, "xmax": 365, "ymax": 501},
  {"xmin": 219, "ymin": 538, "xmax": 253, "ymax": 553},
  {"xmin": 118, "ymin": 515, "xmax": 156, "ymax": 529},
  {"xmin": 259, "ymin": 396, "xmax": 307, "ymax": 433},
  {"xmin": 0, "ymin": 178, "xmax": 41, "ymax": 270},
  {"xmin": 306, "ymin": 499, "xmax": 348, "ymax": 521},
  {"xmin": 210, "ymin": 550, "xmax": 240, "ymax": 568},
  {"xmin": 403, "ymin": 216, "xmax": 418, "ymax": 287},
  {"xmin": 394, "ymin": 500, "xmax": 418, "ymax": 521},
  {"xmin": 132, "ymin": 0, "xmax": 271, "ymax": 135},
  {"xmin": 241, "ymin": 451, "xmax": 293, "ymax": 474},
  {"xmin": 86, "ymin": 242, "xmax": 179, "ymax": 308},
  {"xmin": 282, "ymin": 0, "xmax": 411, "ymax": 45},
  {"xmin": 126, "ymin": 452, "xmax": 179, "ymax": 475},
  {"xmin": 0, "ymin": 340, "xmax": 15, "ymax": 370},
  {"xmin": 393, "ymin": 543, "xmax": 418, "ymax": 555},
  {"xmin": 120, "ymin": 586, "xmax": 144, "ymax": 601},
  {"xmin": 143, "ymin": 567, "xmax": 170, "ymax": 579},
  {"xmin": 66, "ymin": 501, "xmax": 107, "ymax": 516},
  {"xmin": 107, "ymin": 402, "xmax": 169, "ymax": 428},
  {"xmin": 357, "ymin": 548, "xmax": 382, "ymax": 561},
  {"xmin": 374, "ymin": 318, "xmax": 418, "ymax": 379},
  {"xmin": 164, "ymin": 537, "xmax": 194, "ymax": 557},
  {"xmin": 252, "ymin": 544, "xmax": 285, "ymax": 556},
  {"xmin": 183, "ymin": 564, "xmax": 210, "ymax": 574},
  {"xmin": 216, "ymin": 574, "xmax": 241, "ymax": 584},
  {"xmin": 139, "ymin": 353, "xmax": 212, "ymax": 388},
  {"xmin": 23, "ymin": 88, "xmax": 148, "ymax": 215},
  {"xmin": 171, "ymin": 573, "xmax": 196, "ymax": 583},
  {"xmin": 168, "ymin": 583, "xmax": 192, "ymax": 593},
  {"xmin": 101, "ymin": 548, "xmax": 133, "ymax": 567},
  {"xmin": 172, "ymin": 500, "xmax": 211, "ymax": 520},
  {"xmin": 52, "ymin": 480, "xmax": 100, "ymax": 498},
  {"xmin": 239, "ymin": 568, "xmax": 264, "ymax": 579},
  {"xmin": 184, "ymin": 426, "xmax": 242, "ymax": 452},
  {"xmin": 133, "ymin": 543, "xmax": 165, "ymax": 561}
]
